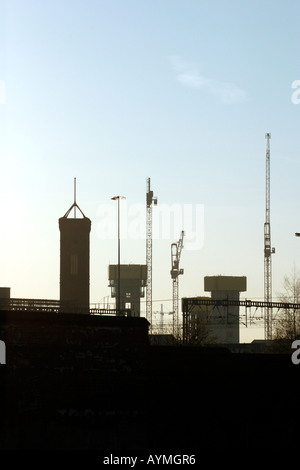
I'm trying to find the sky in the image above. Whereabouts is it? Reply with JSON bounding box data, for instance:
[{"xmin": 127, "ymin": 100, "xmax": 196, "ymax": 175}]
[{"xmin": 0, "ymin": 0, "xmax": 300, "ymax": 341}]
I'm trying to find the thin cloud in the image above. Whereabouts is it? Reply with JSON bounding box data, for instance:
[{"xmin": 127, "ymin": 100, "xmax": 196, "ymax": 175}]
[{"xmin": 171, "ymin": 56, "xmax": 247, "ymax": 104}]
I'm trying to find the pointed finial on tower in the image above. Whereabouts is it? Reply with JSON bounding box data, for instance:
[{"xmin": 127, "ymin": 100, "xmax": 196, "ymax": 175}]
[
  {"xmin": 63, "ymin": 177, "xmax": 87, "ymax": 219},
  {"xmin": 74, "ymin": 177, "xmax": 77, "ymax": 218}
]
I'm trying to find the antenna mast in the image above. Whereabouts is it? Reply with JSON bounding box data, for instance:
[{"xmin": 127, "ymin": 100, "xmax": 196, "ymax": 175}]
[
  {"xmin": 63, "ymin": 178, "xmax": 86, "ymax": 219},
  {"xmin": 74, "ymin": 177, "xmax": 77, "ymax": 218},
  {"xmin": 146, "ymin": 177, "xmax": 157, "ymax": 330},
  {"xmin": 264, "ymin": 133, "xmax": 275, "ymax": 340}
]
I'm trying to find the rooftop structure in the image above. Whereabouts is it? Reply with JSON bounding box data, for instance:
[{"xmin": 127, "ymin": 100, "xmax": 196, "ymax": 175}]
[
  {"xmin": 58, "ymin": 180, "xmax": 91, "ymax": 313},
  {"xmin": 204, "ymin": 275, "xmax": 247, "ymax": 344},
  {"xmin": 108, "ymin": 264, "xmax": 147, "ymax": 317}
]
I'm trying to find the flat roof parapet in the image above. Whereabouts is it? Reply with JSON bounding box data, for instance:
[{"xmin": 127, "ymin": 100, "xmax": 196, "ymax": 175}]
[{"xmin": 204, "ymin": 276, "xmax": 247, "ymax": 292}]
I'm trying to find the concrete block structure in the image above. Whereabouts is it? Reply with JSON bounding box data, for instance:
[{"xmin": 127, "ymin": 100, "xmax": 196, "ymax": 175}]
[
  {"xmin": 108, "ymin": 264, "xmax": 147, "ymax": 317},
  {"xmin": 189, "ymin": 296, "xmax": 212, "ymax": 344},
  {"xmin": 0, "ymin": 288, "xmax": 10, "ymax": 300},
  {"xmin": 204, "ymin": 275, "xmax": 247, "ymax": 343},
  {"xmin": 0, "ymin": 288, "xmax": 10, "ymax": 309}
]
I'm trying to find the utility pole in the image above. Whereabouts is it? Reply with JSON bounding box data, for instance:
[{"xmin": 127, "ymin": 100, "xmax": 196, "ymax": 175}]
[
  {"xmin": 146, "ymin": 177, "xmax": 157, "ymax": 330},
  {"xmin": 264, "ymin": 133, "xmax": 275, "ymax": 340},
  {"xmin": 171, "ymin": 230, "xmax": 184, "ymax": 337},
  {"xmin": 111, "ymin": 196, "xmax": 126, "ymax": 315}
]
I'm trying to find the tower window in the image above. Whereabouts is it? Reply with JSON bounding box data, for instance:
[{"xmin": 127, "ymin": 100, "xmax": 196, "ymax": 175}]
[{"xmin": 70, "ymin": 254, "xmax": 78, "ymax": 275}]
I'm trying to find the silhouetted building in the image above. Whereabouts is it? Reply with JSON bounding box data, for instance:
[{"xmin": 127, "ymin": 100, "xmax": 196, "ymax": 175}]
[
  {"xmin": 108, "ymin": 264, "xmax": 147, "ymax": 317},
  {"xmin": 0, "ymin": 287, "xmax": 10, "ymax": 300},
  {"xmin": 189, "ymin": 296, "xmax": 212, "ymax": 343},
  {"xmin": 0, "ymin": 287, "xmax": 10, "ymax": 309},
  {"xmin": 204, "ymin": 275, "xmax": 247, "ymax": 343},
  {"xmin": 59, "ymin": 200, "xmax": 91, "ymax": 312}
]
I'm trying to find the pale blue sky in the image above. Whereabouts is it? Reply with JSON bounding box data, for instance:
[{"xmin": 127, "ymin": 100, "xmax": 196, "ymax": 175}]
[{"xmin": 0, "ymin": 1, "xmax": 300, "ymax": 340}]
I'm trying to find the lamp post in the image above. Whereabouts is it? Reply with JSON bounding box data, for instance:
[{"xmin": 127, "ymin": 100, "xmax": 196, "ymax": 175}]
[{"xmin": 111, "ymin": 196, "xmax": 126, "ymax": 314}]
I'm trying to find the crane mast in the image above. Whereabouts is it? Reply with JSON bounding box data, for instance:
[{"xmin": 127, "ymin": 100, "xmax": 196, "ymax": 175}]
[
  {"xmin": 171, "ymin": 230, "xmax": 184, "ymax": 336},
  {"xmin": 146, "ymin": 177, "xmax": 157, "ymax": 330},
  {"xmin": 264, "ymin": 133, "xmax": 275, "ymax": 340}
]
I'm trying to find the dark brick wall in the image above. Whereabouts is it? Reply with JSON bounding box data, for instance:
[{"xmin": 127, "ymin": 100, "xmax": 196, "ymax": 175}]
[{"xmin": 0, "ymin": 311, "xmax": 299, "ymax": 452}]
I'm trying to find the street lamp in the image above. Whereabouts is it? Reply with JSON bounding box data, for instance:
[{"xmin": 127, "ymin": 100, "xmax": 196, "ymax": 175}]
[{"xmin": 111, "ymin": 196, "xmax": 126, "ymax": 315}]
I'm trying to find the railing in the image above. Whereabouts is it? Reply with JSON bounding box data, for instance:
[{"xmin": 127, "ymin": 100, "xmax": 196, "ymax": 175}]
[
  {"xmin": 0, "ymin": 298, "xmax": 130, "ymax": 316},
  {"xmin": 182, "ymin": 297, "xmax": 300, "ymax": 344},
  {"xmin": 182, "ymin": 297, "xmax": 300, "ymax": 311}
]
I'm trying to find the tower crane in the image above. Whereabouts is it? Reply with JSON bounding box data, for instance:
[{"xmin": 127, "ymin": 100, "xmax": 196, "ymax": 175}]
[
  {"xmin": 264, "ymin": 132, "xmax": 275, "ymax": 340},
  {"xmin": 170, "ymin": 230, "xmax": 184, "ymax": 336},
  {"xmin": 146, "ymin": 177, "xmax": 157, "ymax": 331}
]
